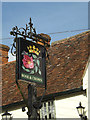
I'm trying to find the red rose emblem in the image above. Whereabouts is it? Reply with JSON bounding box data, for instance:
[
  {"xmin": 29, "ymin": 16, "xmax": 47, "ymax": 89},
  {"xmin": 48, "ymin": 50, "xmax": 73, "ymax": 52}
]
[{"xmin": 22, "ymin": 55, "xmax": 34, "ymax": 69}]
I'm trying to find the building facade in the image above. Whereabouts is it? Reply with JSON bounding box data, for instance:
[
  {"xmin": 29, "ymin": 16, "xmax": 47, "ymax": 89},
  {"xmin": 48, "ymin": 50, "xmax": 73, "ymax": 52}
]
[{"xmin": 0, "ymin": 31, "xmax": 90, "ymax": 119}]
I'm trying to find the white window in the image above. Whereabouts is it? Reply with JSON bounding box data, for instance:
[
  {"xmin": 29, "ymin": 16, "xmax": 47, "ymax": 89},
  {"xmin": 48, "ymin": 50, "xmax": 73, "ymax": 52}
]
[{"xmin": 40, "ymin": 100, "xmax": 56, "ymax": 119}]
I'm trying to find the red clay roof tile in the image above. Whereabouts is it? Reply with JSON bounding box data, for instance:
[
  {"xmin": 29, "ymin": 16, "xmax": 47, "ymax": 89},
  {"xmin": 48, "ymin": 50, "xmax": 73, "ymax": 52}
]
[{"xmin": 1, "ymin": 31, "xmax": 90, "ymax": 106}]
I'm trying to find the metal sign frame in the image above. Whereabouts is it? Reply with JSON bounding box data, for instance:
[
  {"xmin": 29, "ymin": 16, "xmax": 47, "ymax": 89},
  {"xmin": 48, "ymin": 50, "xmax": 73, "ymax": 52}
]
[{"xmin": 16, "ymin": 37, "xmax": 46, "ymax": 87}]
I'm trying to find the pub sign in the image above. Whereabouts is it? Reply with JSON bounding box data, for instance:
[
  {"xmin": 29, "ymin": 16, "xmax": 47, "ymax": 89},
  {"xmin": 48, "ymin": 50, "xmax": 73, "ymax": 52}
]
[{"xmin": 16, "ymin": 38, "xmax": 46, "ymax": 86}]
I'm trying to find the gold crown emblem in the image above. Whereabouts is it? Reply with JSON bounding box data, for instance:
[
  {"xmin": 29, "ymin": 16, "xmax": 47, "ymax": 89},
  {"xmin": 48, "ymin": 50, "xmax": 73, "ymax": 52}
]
[{"xmin": 27, "ymin": 45, "xmax": 40, "ymax": 56}]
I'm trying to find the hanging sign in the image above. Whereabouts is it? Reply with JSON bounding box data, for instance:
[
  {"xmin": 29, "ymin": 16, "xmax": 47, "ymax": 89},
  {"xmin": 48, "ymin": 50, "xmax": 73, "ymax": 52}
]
[{"xmin": 16, "ymin": 37, "xmax": 46, "ymax": 86}]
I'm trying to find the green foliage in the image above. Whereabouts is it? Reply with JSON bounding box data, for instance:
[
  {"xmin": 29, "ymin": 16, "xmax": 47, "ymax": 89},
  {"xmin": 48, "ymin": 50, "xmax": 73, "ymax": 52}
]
[
  {"xmin": 30, "ymin": 70, "xmax": 34, "ymax": 74},
  {"xmin": 32, "ymin": 54, "xmax": 37, "ymax": 59},
  {"xmin": 37, "ymin": 60, "xmax": 40, "ymax": 66},
  {"xmin": 35, "ymin": 66, "xmax": 38, "ymax": 73},
  {"xmin": 39, "ymin": 70, "xmax": 41, "ymax": 75},
  {"xmin": 22, "ymin": 65, "xmax": 30, "ymax": 72}
]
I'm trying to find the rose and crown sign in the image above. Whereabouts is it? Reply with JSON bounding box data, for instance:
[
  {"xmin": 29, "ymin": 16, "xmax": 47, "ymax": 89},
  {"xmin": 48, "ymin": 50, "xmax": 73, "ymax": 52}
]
[
  {"xmin": 16, "ymin": 38, "xmax": 46, "ymax": 85},
  {"xmin": 10, "ymin": 18, "xmax": 50, "ymax": 87}
]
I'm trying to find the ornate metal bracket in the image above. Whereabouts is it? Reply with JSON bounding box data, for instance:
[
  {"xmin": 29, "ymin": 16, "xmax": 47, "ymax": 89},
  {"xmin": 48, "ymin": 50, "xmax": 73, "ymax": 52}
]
[
  {"xmin": 10, "ymin": 18, "xmax": 36, "ymax": 39},
  {"xmin": 10, "ymin": 18, "xmax": 50, "ymax": 56}
]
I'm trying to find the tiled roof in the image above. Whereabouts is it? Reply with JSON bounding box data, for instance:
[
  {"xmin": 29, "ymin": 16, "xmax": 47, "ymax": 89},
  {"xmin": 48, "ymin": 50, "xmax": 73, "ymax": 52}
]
[
  {"xmin": 0, "ymin": 44, "xmax": 10, "ymax": 51},
  {"xmin": 1, "ymin": 31, "xmax": 90, "ymax": 106}
]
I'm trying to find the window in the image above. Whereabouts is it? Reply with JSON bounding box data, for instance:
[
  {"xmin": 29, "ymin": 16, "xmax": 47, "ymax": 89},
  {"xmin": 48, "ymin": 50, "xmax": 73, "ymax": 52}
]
[{"xmin": 40, "ymin": 100, "xmax": 56, "ymax": 119}]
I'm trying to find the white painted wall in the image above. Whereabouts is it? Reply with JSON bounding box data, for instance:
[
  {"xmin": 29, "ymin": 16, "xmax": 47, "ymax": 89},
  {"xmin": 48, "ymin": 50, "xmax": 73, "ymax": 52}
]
[
  {"xmin": 83, "ymin": 66, "xmax": 88, "ymax": 90},
  {"xmin": 55, "ymin": 94, "xmax": 88, "ymax": 119},
  {"xmin": 87, "ymin": 61, "xmax": 90, "ymax": 120},
  {"xmin": 83, "ymin": 61, "xmax": 90, "ymax": 119},
  {"xmin": 0, "ymin": 95, "xmax": 88, "ymax": 119},
  {"xmin": 11, "ymin": 108, "xmax": 28, "ymax": 118},
  {"xmin": 0, "ymin": 108, "xmax": 28, "ymax": 119},
  {"xmin": 55, "ymin": 62, "xmax": 89, "ymax": 119}
]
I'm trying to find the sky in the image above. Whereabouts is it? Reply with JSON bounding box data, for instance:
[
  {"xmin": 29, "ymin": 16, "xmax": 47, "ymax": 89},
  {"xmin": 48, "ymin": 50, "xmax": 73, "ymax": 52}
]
[{"xmin": 1, "ymin": 1, "xmax": 89, "ymax": 61}]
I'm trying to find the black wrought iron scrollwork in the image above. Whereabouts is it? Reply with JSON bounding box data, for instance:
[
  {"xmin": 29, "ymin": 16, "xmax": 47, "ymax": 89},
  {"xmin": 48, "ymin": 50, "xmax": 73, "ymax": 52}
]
[
  {"xmin": 10, "ymin": 17, "xmax": 50, "ymax": 56},
  {"xmin": 10, "ymin": 18, "xmax": 36, "ymax": 39},
  {"xmin": 11, "ymin": 38, "xmax": 17, "ymax": 56}
]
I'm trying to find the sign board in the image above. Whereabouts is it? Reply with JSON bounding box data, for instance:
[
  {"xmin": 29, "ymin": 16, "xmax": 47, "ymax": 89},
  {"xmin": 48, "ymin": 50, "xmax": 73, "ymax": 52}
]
[{"xmin": 16, "ymin": 37, "xmax": 46, "ymax": 86}]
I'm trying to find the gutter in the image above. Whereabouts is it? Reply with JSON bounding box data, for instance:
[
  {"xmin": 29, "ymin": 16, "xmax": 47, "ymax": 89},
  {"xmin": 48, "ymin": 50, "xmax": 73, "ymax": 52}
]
[{"xmin": 1, "ymin": 86, "xmax": 85, "ymax": 112}]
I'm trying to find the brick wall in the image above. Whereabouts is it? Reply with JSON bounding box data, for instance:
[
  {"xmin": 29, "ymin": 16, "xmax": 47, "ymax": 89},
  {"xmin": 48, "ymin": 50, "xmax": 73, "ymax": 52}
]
[{"xmin": 0, "ymin": 44, "xmax": 10, "ymax": 64}]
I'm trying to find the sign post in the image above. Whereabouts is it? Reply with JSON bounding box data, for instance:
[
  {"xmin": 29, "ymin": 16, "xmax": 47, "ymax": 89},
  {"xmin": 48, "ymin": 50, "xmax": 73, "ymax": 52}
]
[
  {"xmin": 16, "ymin": 37, "xmax": 47, "ymax": 119},
  {"xmin": 27, "ymin": 84, "xmax": 37, "ymax": 119},
  {"xmin": 10, "ymin": 18, "xmax": 51, "ymax": 119}
]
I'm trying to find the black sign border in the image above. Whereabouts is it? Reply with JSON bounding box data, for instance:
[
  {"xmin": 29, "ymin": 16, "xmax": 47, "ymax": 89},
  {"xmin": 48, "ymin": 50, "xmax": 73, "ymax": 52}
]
[{"xmin": 16, "ymin": 37, "xmax": 47, "ymax": 87}]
